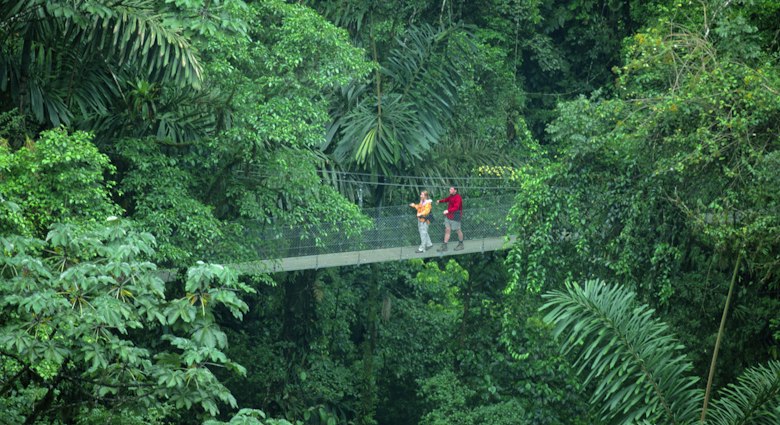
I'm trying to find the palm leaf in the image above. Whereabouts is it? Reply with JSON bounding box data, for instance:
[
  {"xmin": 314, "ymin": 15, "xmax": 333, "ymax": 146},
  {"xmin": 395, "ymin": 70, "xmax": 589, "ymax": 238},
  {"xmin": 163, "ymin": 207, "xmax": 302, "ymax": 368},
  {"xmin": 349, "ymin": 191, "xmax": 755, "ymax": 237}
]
[
  {"xmin": 1, "ymin": 0, "xmax": 203, "ymax": 128},
  {"xmin": 706, "ymin": 360, "xmax": 780, "ymax": 425},
  {"xmin": 4, "ymin": 0, "xmax": 202, "ymax": 86},
  {"xmin": 325, "ymin": 24, "xmax": 469, "ymax": 176},
  {"xmin": 74, "ymin": 0, "xmax": 202, "ymax": 87},
  {"xmin": 540, "ymin": 280, "xmax": 702, "ymax": 425},
  {"xmin": 426, "ymin": 136, "xmax": 522, "ymax": 184}
]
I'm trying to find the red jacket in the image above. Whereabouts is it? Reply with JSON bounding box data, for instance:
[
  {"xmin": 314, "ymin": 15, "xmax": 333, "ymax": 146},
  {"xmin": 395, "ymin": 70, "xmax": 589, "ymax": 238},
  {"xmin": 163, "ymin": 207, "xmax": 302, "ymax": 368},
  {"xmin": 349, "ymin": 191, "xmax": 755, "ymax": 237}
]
[{"xmin": 438, "ymin": 194, "xmax": 462, "ymax": 220}]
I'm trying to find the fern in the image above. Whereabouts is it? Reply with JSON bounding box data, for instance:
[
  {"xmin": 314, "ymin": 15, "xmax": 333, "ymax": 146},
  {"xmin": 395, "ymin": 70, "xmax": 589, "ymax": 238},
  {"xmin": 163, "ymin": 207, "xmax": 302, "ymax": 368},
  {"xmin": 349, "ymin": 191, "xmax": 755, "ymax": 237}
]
[{"xmin": 541, "ymin": 280, "xmax": 702, "ymax": 425}]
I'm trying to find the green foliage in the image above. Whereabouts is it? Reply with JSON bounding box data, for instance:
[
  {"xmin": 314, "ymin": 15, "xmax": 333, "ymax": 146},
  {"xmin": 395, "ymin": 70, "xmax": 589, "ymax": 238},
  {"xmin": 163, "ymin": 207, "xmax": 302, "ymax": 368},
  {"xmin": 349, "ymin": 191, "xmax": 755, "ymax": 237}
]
[
  {"xmin": 505, "ymin": 161, "xmax": 577, "ymax": 294},
  {"xmin": 203, "ymin": 0, "xmax": 370, "ymax": 151},
  {"xmin": 541, "ymin": 279, "xmax": 780, "ymax": 424},
  {"xmin": 706, "ymin": 360, "xmax": 780, "ymax": 425},
  {"xmin": 542, "ymin": 281, "xmax": 780, "ymax": 425},
  {"xmin": 204, "ymin": 408, "xmax": 295, "ymax": 425},
  {"xmin": 89, "ymin": 80, "xmax": 227, "ymax": 146},
  {"xmin": 0, "ymin": 128, "xmax": 119, "ymax": 236},
  {"xmin": 113, "ymin": 138, "xmax": 223, "ymax": 266},
  {"xmin": 414, "ymin": 259, "xmax": 470, "ymax": 306},
  {"xmin": 542, "ymin": 280, "xmax": 702, "ymax": 424},
  {"xmin": 418, "ymin": 370, "xmax": 534, "ymax": 425},
  {"xmin": 542, "ymin": 279, "xmax": 780, "ymax": 424},
  {"xmin": 74, "ymin": 405, "xmax": 174, "ymax": 425},
  {"xmin": 0, "ymin": 0, "xmax": 204, "ymax": 130},
  {"xmin": 180, "ymin": 0, "xmax": 373, "ymax": 255},
  {"xmin": 507, "ymin": 3, "xmax": 779, "ymax": 388},
  {"xmin": 427, "ymin": 33, "xmax": 530, "ymax": 189},
  {"xmin": 417, "ymin": 370, "xmax": 477, "ymax": 425},
  {"xmin": 457, "ymin": 0, "xmax": 669, "ymax": 137},
  {"xmin": 0, "ymin": 109, "xmax": 25, "ymax": 141},
  {"xmin": 310, "ymin": 0, "xmax": 537, "ymax": 206},
  {"xmin": 163, "ymin": 0, "xmax": 250, "ymax": 37},
  {"xmin": 2, "ymin": 2, "xmax": 777, "ymax": 425},
  {"xmin": 216, "ymin": 253, "xmax": 588, "ymax": 425},
  {"xmin": 0, "ymin": 220, "xmax": 253, "ymax": 422},
  {"xmin": 409, "ymin": 256, "xmax": 589, "ymax": 425},
  {"xmin": 497, "ymin": 286, "xmax": 591, "ymax": 425},
  {"xmin": 323, "ymin": 23, "xmax": 469, "ymax": 187}
]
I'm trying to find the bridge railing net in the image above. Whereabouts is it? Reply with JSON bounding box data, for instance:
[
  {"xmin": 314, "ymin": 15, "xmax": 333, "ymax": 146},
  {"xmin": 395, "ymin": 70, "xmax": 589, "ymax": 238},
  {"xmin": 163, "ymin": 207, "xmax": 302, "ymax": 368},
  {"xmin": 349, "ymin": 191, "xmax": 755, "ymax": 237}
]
[{"xmin": 246, "ymin": 196, "xmax": 515, "ymax": 259}]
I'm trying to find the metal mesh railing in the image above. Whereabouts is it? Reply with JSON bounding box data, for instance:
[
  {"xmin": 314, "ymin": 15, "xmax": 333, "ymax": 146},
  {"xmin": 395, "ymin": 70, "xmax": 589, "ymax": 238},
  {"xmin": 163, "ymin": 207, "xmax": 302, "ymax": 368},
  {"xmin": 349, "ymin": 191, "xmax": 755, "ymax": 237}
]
[{"xmin": 242, "ymin": 196, "xmax": 515, "ymax": 259}]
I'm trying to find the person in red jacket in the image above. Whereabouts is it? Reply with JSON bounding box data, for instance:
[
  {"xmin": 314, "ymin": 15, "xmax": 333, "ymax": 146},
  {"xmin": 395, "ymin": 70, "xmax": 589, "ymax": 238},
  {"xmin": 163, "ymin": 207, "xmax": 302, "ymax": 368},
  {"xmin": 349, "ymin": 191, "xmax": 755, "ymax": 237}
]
[{"xmin": 436, "ymin": 186, "xmax": 464, "ymax": 251}]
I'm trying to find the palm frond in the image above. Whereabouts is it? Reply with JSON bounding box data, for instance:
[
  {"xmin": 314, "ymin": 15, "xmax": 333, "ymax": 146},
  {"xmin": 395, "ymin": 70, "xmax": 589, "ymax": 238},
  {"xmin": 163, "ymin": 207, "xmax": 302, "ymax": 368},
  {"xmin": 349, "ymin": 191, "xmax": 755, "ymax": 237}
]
[
  {"xmin": 73, "ymin": 0, "xmax": 202, "ymax": 87},
  {"xmin": 5, "ymin": 0, "xmax": 201, "ymax": 86},
  {"xmin": 706, "ymin": 360, "xmax": 780, "ymax": 425},
  {"xmin": 541, "ymin": 280, "xmax": 702, "ymax": 425},
  {"xmin": 384, "ymin": 24, "xmax": 462, "ymax": 126},
  {"xmin": 311, "ymin": 0, "xmax": 370, "ymax": 33},
  {"xmin": 1, "ymin": 0, "xmax": 203, "ymax": 127},
  {"xmin": 87, "ymin": 82, "xmax": 223, "ymax": 144},
  {"xmin": 325, "ymin": 24, "xmax": 468, "ymax": 176}
]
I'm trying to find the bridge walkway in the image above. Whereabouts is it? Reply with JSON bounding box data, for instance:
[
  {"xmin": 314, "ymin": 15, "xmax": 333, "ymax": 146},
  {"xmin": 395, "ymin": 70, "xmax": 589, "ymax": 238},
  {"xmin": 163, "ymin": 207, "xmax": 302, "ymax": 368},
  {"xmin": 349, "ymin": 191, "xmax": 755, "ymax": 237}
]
[{"xmin": 233, "ymin": 235, "xmax": 516, "ymax": 273}]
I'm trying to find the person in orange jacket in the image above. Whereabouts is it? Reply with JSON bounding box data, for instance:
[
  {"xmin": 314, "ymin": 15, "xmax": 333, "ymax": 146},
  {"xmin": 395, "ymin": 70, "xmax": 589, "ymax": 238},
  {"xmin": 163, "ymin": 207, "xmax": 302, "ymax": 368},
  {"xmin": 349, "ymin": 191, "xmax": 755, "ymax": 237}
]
[{"xmin": 409, "ymin": 190, "xmax": 434, "ymax": 253}]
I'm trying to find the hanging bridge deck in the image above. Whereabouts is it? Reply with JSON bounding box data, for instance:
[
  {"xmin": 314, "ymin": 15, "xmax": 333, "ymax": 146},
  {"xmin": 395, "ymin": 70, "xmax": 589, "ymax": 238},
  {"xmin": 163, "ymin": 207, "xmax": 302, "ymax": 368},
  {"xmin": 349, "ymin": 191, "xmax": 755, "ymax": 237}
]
[{"xmin": 232, "ymin": 235, "xmax": 515, "ymax": 273}]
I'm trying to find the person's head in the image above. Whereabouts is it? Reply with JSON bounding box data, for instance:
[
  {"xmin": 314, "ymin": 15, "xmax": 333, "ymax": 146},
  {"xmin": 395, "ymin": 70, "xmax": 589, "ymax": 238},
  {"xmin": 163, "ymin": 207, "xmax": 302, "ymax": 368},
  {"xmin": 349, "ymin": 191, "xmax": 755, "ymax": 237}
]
[
  {"xmin": 449, "ymin": 186, "xmax": 457, "ymax": 195},
  {"xmin": 420, "ymin": 190, "xmax": 429, "ymax": 200}
]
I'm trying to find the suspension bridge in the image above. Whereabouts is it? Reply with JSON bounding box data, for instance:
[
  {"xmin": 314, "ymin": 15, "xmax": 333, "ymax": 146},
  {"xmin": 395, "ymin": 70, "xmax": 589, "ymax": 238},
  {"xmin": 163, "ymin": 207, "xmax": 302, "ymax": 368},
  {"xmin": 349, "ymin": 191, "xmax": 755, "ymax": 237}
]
[{"xmin": 230, "ymin": 194, "xmax": 517, "ymax": 273}]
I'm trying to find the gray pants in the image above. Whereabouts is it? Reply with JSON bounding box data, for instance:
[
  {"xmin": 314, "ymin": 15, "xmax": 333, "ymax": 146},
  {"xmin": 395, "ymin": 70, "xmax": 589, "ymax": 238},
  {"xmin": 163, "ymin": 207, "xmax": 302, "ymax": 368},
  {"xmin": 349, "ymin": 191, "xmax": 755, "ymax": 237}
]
[
  {"xmin": 444, "ymin": 217, "xmax": 461, "ymax": 231},
  {"xmin": 418, "ymin": 221, "xmax": 432, "ymax": 250}
]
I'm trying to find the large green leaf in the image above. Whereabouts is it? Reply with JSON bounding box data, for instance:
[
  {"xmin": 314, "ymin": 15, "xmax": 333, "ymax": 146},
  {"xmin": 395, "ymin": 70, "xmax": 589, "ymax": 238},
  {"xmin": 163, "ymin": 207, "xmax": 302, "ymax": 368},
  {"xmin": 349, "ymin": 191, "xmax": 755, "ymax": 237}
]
[
  {"xmin": 541, "ymin": 280, "xmax": 702, "ymax": 424},
  {"xmin": 325, "ymin": 24, "xmax": 467, "ymax": 176},
  {"xmin": 0, "ymin": 0, "xmax": 203, "ymax": 128},
  {"xmin": 706, "ymin": 360, "xmax": 780, "ymax": 425}
]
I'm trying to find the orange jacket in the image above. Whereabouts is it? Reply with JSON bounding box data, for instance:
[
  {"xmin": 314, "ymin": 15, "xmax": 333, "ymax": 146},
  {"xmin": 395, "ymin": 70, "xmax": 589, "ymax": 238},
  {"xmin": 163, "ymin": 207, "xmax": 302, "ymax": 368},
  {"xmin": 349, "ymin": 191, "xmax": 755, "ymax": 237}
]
[{"xmin": 411, "ymin": 199, "xmax": 432, "ymax": 223}]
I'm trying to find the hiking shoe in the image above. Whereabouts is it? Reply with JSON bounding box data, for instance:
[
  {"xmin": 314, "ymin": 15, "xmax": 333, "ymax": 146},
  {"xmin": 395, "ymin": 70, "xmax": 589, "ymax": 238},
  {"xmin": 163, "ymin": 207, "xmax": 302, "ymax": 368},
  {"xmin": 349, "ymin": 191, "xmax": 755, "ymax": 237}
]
[
  {"xmin": 454, "ymin": 242, "xmax": 464, "ymax": 251},
  {"xmin": 425, "ymin": 244, "xmax": 434, "ymax": 251},
  {"xmin": 437, "ymin": 244, "xmax": 448, "ymax": 252},
  {"xmin": 416, "ymin": 248, "xmax": 425, "ymax": 253}
]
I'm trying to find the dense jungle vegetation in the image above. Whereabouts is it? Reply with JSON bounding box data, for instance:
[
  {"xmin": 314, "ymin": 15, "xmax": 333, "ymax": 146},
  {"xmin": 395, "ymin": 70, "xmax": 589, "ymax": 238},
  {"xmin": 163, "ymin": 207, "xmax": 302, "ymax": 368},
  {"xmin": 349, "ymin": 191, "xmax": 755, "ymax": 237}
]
[{"xmin": 1, "ymin": 0, "xmax": 779, "ymax": 424}]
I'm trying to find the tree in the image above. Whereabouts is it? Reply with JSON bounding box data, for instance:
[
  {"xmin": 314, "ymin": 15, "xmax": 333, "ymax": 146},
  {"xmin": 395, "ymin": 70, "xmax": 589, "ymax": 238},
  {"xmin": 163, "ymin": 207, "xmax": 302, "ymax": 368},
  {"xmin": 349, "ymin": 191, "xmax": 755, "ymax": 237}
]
[
  {"xmin": 0, "ymin": 128, "xmax": 119, "ymax": 237},
  {"xmin": 325, "ymin": 24, "xmax": 463, "ymax": 171},
  {"xmin": 0, "ymin": 220, "xmax": 255, "ymax": 423},
  {"xmin": 321, "ymin": 23, "xmax": 470, "ymax": 206},
  {"xmin": 506, "ymin": 1, "xmax": 780, "ymax": 382},
  {"xmin": 307, "ymin": 0, "xmax": 541, "ymax": 207},
  {"xmin": 102, "ymin": 0, "xmax": 373, "ymax": 267},
  {"xmin": 0, "ymin": 127, "xmax": 263, "ymax": 423}
]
